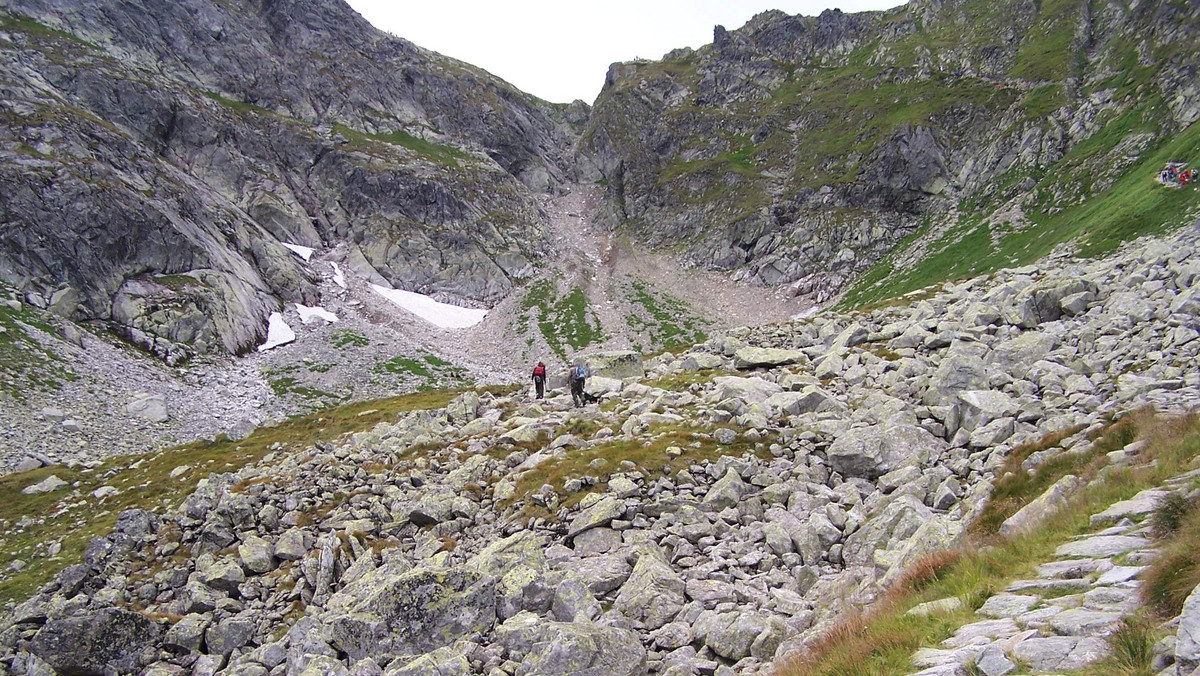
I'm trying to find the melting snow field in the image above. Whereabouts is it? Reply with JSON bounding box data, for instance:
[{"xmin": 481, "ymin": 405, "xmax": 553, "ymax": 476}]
[
  {"xmin": 296, "ymin": 303, "xmax": 338, "ymax": 324},
  {"xmin": 330, "ymin": 262, "xmax": 346, "ymax": 289},
  {"xmin": 371, "ymin": 284, "xmax": 488, "ymax": 329},
  {"xmin": 258, "ymin": 312, "xmax": 296, "ymax": 351},
  {"xmin": 282, "ymin": 243, "xmax": 315, "ymax": 261}
]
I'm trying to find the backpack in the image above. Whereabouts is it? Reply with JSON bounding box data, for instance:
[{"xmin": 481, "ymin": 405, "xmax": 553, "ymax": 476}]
[
  {"xmin": 571, "ymin": 365, "xmax": 585, "ymax": 381},
  {"xmin": 533, "ymin": 364, "xmax": 545, "ymax": 378}
]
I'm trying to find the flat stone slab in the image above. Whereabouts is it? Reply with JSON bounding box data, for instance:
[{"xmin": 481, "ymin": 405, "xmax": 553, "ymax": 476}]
[
  {"xmin": 1048, "ymin": 608, "xmax": 1125, "ymax": 637},
  {"xmin": 1007, "ymin": 578, "xmax": 1091, "ymax": 594},
  {"xmin": 1057, "ymin": 636, "xmax": 1111, "ymax": 670},
  {"xmin": 1036, "ymin": 559, "xmax": 1114, "ymax": 580},
  {"xmin": 1055, "ymin": 535, "xmax": 1151, "ymax": 558},
  {"xmin": 1095, "ymin": 565, "xmax": 1146, "ymax": 585},
  {"xmin": 1011, "ymin": 636, "xmax": 1079, "ymax": 671},
  {"xmin": 912, "ymin": 645, "xmax": 982, "ymax": 668},
  {"xmin": 1016, "ymin": 605, "xmax": 1064, "ymax": 629},
  {"xmin": 1090, "ymin": 489, "xmax": 1169, "ymax": 526},
  {"xmin": 1082, "ymin": 586, "xmax": 1140, "ymax": 613},
  {"xmin": 978, "ymin": 594, "xmax": 1041, "ymax": 619},
  {"xmin": 942, "ymin": 619, "xmax": 1021, "ymax": 648}
]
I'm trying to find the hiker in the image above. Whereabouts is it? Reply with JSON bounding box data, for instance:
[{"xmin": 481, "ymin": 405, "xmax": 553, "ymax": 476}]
[
  {"xmin": 568, "ymin": 363, "xmax": 587, "ymax": 408},
  {"xmin": 531, "ymin": 361, "xmax": 546, "ymax": 400}
]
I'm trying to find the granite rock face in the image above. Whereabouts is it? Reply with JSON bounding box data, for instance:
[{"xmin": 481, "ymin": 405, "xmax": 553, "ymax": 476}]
[{"xmin": 0, "ymin": 0, "xmax": 581, "ymax": 359}]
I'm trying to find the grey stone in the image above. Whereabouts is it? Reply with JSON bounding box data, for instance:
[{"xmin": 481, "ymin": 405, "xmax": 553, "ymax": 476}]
[
  {"xmin": 1055, "ymin": 535, "xmax": 1153, "ymax": 558},
  {"xmin": 827, "ymin": 423, "xmax": 946, "ymax": 480},
  {"xmin": 21, "ymin": 475, "xmax": 68, "ymax": 495},
  {"xmin": 325, "ymin": 564, "xmax": 496, "ymax": 661},
  {"xmin": 974, "ymin": 643, "xmax": 1016, "ymax": 676},
  {"xmin": 205, "ymin": 617, "xmax": 254, "ymax": 656},
  {"xmin": 1177, "ymin": 583, "xmax": 1200, "ymax": 675},
  {"xmin": 977, "ymin": 594, "xmax": 1040, "ymax": 619},
  {"xmin": 614, "ymin": 547, "xmax": 686, "ymax": 630},
  {"xmin": 126, "ymin": 393, "xmax": 169, "ymax": 423},
  {"xmin": 30, "ymin": 607, "xmax": 163, "ymax": 675},
  {"xmin": 999, "ymin": 475, "xmax": 1082, "ymax": 536}
]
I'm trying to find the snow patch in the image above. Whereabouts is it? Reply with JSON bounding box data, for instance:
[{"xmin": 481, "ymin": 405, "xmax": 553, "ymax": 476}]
[
  {"xmin": 283, "ymin": 243, "xmax": 315, "ymax": 261},
  {"xmin": 295, "ymin": 304, "xmax": 338, "ymax": 324},
  {"xmin": 257, "ymin": 313, "xmax": 296, "ymax": 351},
  {"xmin": 792, "ymin": 306, "xmax": 820, "ymax": 320},
  {"xmin": 371, "ymin": 284, "xmax": 488, "ymax": 329},
  {"xmin": 330, "ymin": 262, "xmax": 346, "ymax": 289}
]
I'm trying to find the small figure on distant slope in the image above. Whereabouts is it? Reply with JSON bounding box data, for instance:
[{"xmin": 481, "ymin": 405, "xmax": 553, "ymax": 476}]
[
  {"xmin": 569, "ymin": 363, "xmax": 588, "ymax": 408},
  {"xmin": 531, "ymin": 361, "xmax": 546, "ymax": 400}
]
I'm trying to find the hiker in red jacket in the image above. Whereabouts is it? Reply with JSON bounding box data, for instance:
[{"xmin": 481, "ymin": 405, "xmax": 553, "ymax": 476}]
[{"xmin": 531, "ymin": 361, "xmax": 546, "ymax": 400}]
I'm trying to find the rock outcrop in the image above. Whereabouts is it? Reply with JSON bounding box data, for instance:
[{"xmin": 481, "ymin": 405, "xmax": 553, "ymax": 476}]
[{"xmin": 0, "ymin": 0, "xmax": 581, "ymax": 359}]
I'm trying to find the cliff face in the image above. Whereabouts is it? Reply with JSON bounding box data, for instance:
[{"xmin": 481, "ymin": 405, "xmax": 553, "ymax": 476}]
[
  {"xmin": 578, "ymin": 0, "xmax": 1200, "ymax": 302},
  {"xmin": 0, "ymin": 0, "xmax": 581, "ymax": 361}
]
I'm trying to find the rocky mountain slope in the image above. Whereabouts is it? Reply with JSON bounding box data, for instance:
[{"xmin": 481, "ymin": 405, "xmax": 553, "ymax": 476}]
[
  {"xmin": 0, "ymin": 0, "xmax": 579, "ymax": 362},
  {"xmin": 579, "ymin": 0, "xmax": 1200, "ymax": 304},
  {"xmin": 2, "ymin": 218, "xmax": 1198, "ymax": 675}
]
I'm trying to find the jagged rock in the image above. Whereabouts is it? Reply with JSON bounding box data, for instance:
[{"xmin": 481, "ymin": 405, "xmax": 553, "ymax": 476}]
[
  {"xmin": 827, "ymin": 423, "xmax": 946, "ymax": 479},
  {"xmin": 999, "ymin": 475, "xmax": 1082, "ymax": 536},
  {"xmin": 30, "ymin": 607, "xmax": 163, "ymax": 674},
  {"xmin": 446, "ymin": 391, "xmax": 481, "ymax": 425},
  {"xmin": 763, "ymin": 386, "xmax": 842, "ymax": 416},
  {"xmin": 614, "ymin": 547, "xmax": 686, "ymax": 630},
  {"xmin": 325, "ymin": 564, "xmax": 496, "ymax": 661}
]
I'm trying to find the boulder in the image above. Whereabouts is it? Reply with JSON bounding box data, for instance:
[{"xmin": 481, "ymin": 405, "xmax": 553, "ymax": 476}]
[
  {"xmin": 567, "ymin": 496, "xmax": 625, "ymax": 539},
  {"xmin": 827, "ymin": 423, "xmax": 946, "ymax": 479},
  {"xmin": 843, "ymin": 495, "xmax": 933, "ymax": 568},
  {"xmin": 732, "ymin": 346, "xmax": 808, "ymax": 369},
  {"xmin": 126, "ymin": 392, "xmax": 169, "ymax": 423},
  {"xmin": 495, "ymin": 613, "xmax": 646, "ymax": 676},
  {"xmin": 762, "ymin": 386, "xmax": 842, "ymax": 417},
  {"xmin": 711, "ymin": 376, "xmax": 783, "ymax": 404},
  {"xmin": 30, "ymin": 607, "xmax": 163, "ymax": 674},
  {"xmin": 21, "ymin": 475, "xmax": 69, "ymax": 495},
  {"xmin": 701, "ymin": 468, "xmax": 752, "ymax": 511},
  {"xmin": 999, "ymin": 475, "xmax": 1081, "ymax": 536},
  {"xmin": 925, "ymin": 347, "xmax": 989, "ymax": 406},
  {"xmin": 614, "ymin": 547, "xmax": 686, "ymax": 630},
  {"xmin": 577, "ymin": 351, "xmax": 644, "ymax": 379},
  {"xmin": 956, "ymin": 390, "xmax": 1020, "ymax": 433},
  {"xmin": 325, "ymin": 564, "xmax": 496, "ymax": 661},
  {"xmin": 445, "ymin": 391, "xmax": 481, "ymax": 425},
  {"xmin": 1178, "ymin": 583, "xmax": 1200, "ymax": 675},
  {"xmin": 585, "ymin": 376, "xmax": 624, "ymax": 397},
  {"xmin": 385, "ymin": 645, "xmax": 470, "ymax": 676}
]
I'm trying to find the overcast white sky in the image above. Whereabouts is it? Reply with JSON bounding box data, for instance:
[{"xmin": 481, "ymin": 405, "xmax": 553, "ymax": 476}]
[{"xmin": 345, "ymin": 1, "xmax": 907, "ymax": 104}]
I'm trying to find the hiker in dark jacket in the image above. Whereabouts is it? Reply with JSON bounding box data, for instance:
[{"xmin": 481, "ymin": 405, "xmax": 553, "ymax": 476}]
[
  {"xmin": 568, "ymin": 363, "xmax": 587, "ymax": 408},
  {"xmin": 531, "ymin": 361, "xmax": 546, "ymax": 400}
]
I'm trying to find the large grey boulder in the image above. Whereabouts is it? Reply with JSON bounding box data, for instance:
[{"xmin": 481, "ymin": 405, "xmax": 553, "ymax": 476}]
[
  {"xmin": 494, "ymin": 613, "xmax": 647, "ymax": 676},
  {"xmin": 385, "ymin": 645, "xmax": 470, "ymax": 676},
  {"xmin": 827, "ymin": 423, "xmax": 946, "ymax": 479},
  {"xmin": 614, "ymin": 547, "xmax": 686, "ymax": 630},
  {"xmin": 577, "ymin": 351, "xmax": 644, "ymax": 379},
  {"xmin": 956, "ymin": 390, "xmax": 1020, "ymax": 433},
  {"xmin": 695, "ymin": 610, "xmax": 787, "ymax": 661},
  {"xmin": 30, "ymin": 607, "xmax": 163, "ymax": 675},
  {"xmin": 732, "ymin": 346, "xmax": 808, "ymax": 369},
  {"xmin": 711, "ymin": 376, "xmax": 783, "ymax": 404},
  {"xmin": 925, "ymin": 347, "xmax": 990, "ymax": 406},
  {"xmin": 762, "ymin": 386, "xmax": 842, "ymax": 417},
  {"xmin": 325, "ymin": 564, "xmax": 496, "ymax": 662},
  {"xmin": 999, "ymin": 475, "xmax": 1081, "ymax": 536},
  {"xmin": 843, "ymin": 495, "xmax": 932, "ymax": 568},
  {"xmin": 568, "ymin": 496, "xmax": 626, "ymax": 539},
  {"xmin": 125, "ymin": 393, "xmax": 170, "ymax": 423}
]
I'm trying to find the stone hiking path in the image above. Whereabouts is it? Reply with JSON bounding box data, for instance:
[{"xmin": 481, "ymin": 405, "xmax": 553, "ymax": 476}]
[{"xmin": 905, "ymin": 471, "xmax": 1200, "ymax": 676}]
